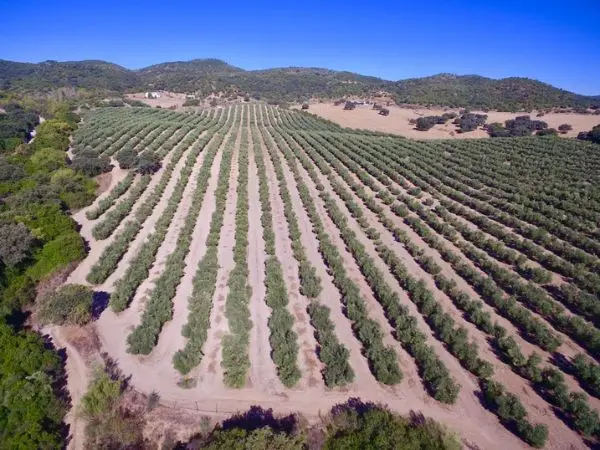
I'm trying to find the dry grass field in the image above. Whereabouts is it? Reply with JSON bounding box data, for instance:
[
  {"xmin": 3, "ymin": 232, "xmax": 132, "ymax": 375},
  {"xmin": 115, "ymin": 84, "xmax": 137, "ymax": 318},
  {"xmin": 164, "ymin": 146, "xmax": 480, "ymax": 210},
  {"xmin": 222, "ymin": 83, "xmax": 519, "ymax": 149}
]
[
  {"xmin": 298, "ymin": 102, "xmax": 600, "ymax": 139},
  {"xmin": 59, "ymin": 103, "xmax": 600, "ymax": 449}
]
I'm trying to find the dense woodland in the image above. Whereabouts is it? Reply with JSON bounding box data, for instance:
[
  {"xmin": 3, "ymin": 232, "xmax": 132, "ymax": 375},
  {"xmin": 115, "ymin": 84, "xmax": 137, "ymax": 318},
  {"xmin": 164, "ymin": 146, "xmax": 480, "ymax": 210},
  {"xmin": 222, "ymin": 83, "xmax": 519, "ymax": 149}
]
[
  {"xmin": 0, "ymin": 99, "xmax": 105, "ymax": 447},
  {"xmin": 1, "ymin": 59, "xmax": 599, "ymax": 110}
]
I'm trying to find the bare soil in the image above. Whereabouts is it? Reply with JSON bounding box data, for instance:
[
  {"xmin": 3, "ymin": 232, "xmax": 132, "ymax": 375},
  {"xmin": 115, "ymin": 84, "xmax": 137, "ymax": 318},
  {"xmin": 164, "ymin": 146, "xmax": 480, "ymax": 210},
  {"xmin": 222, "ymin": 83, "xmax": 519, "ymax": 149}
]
[
  {"xmin": 126, "ymin": 91, "xmax": 188, "ymax": 109},
  {"xmin": 298, "ymin": 102, "xmax": 600, "ymax": 139}
]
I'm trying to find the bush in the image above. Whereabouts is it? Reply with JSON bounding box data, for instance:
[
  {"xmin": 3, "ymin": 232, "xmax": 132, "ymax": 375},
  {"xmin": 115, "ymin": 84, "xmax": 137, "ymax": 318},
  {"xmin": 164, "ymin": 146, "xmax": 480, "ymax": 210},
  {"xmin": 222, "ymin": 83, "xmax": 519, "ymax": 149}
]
[
  {"xmin": 558, "ymin": 123, "xmax": 572, "ymax": 134},
  {"xmin": 81, "ymin": 370, "xmax": 121, "ymax": 418},
  {"xmin": 455, "ymin": 113, "xmax": 487, "ymax": 132},
  {"xmin": 204, "ymin": 427, "xmax": 305, "ymax": 449},
  {"xmin": 81, "ymin": 367, "xmax": 145, "ymax": 448},
  {"xmin": 415, "ymin": 116, "xmax": 438, "ymax": 131},
  {"xmin": 115, "ymin": 147, "xmax": 137, "ymax": 169},
  {"xmin": 324, "ymin": 399, "xmax": 461, "ymax": 450},
  {"xmin": 27, "ymin": 231, "xmax": 86, "ymax": 280},
  {"xmin": 0, "ymin": 157, "xmax": 25, "ymax": 181},
  {"xmin": 136, "ymin": 151, "xmax": 161, "ymax": 174},
  {"xmin": 0, "ymin": 323, "xmax": 65, "ymax": 449},
  {"xmin": 182, "ymin": 98, "xmax": 200, "ymax": 107},
  {"xmin": 70, "ymin": 154, "xmax": 112, "ymax": 177},
  {"xmin": 29, "ymin": 147, "xmax": 67, "ymax": 172},
  {"xmin": 1, "ymin": 274, "xmax": 36, "ymax": 311},
  {"xmin": 0, "ymin": 222, "xmax": 35, "ymax": 266},
  {"xmin": 488, "ymin": 115, "xmax": 548, "ymax": 137},
  {"xmin": 577, "ymin": 124, "xmax": 600, "ymax": 144},
  {"xmin": 536, "ymin": 128, "xmax": 558, "ymax": 136},
  {"xmin": 36, "ymin": 284, "xmax": 93, "ymax": 325}
]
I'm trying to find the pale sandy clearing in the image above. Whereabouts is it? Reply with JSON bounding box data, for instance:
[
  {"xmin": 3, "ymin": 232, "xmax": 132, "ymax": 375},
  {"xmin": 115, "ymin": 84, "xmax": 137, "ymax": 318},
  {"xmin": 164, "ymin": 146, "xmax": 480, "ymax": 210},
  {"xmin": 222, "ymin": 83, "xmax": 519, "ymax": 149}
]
[
  {"xmin": 298, "ymin": 102, "xmax": 600, "ymax": 139},
  {"xmin": 126, "ymin": 91, "xmax": 188, "ymax": 109}
]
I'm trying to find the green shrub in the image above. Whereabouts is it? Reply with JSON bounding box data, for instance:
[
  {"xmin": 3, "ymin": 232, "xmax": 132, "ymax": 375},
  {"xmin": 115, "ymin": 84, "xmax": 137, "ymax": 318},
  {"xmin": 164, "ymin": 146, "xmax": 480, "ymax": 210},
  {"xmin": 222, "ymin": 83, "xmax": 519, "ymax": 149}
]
[
  {"xmin": 324, "ymin": 400, "xmax": 460, "ymax": 450},
  {"xmin": 204, "ymin": 427, "xmax": 305, "ymax": 450},
  {"xmin": 36, "ymin": 284, "xmax": 93, "ymax": 325},
  {"xmin": 0, "ymin": 322, "xmax": 65, "ymax": 449},
  {"xmin": 0, "ymin": 222, "xmax": 36, "ymax": 266},
  {"xmin": 27, "ymin": 231, "xmax": 85, "ymax": 280}
]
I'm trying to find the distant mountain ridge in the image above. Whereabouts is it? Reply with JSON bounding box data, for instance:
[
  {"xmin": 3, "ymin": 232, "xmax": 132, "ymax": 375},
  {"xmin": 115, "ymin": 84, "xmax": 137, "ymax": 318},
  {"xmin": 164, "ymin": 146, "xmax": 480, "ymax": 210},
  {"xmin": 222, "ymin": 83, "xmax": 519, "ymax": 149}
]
[{"xmin": 0, "ymin": 58, "xmax": 597, "ymax": 111}]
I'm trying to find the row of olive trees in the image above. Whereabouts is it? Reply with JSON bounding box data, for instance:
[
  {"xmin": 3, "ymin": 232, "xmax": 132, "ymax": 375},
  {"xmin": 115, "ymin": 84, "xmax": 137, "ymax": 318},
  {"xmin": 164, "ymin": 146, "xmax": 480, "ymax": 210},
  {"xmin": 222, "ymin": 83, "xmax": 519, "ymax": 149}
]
[
  {"xmin": 432, "ymin": 181, "xmax": 600, "ymax": 289},
  {"xmin": 258, "ymin": 122, "xmax": 356, "ymax": 387},
  {"xmin": 172, "ymin": 110, "xmax": 238, "ymax": 375},
  {"xmin": 259, "ymin": 125, "xmax": 322, "ymax": 298},
  {"xmin": 273, "ymin": 130, "xmax": 403, "ymax": 386},
  {"xmin": 433, "ymin": 204, "xmax": 600, "ymax": 321},
  {"xmin": 328, "ymin": 135, "xmax": 563, "ymax": 351},
  {"xmin": 572, "ymin": 354, "xmax": 600, "ymax": 399},
  {"xmin": 222, "ymin": 125, "xmax": 253, "ymax": 388},
  {"xmin": 386, "ymin": 137, "xmax": 600, "ymax": 270},
  {"xmin": 91, "ymin": 175, "xmax": 151, "ymax": 240},
  {"xmin": 307, "ymin": 302, "xmax": 355, "ymax": 387},
  {"xmin": 126, "ymin": 112, "xmax": 238, "ymax": 354},
  {"xmin": 313, "ymin": 168, "xmax": 461, "ymax": 401},
  {"xmin": 299, "ymin": 126, "xmax": 554, "ymax": 444},
  {"xmin": 86, "ymin": 119, "xmax": 219, "ymax": 285},
  {"xmin": 72, "ymin": 108, "xmax": 154, "ymax": 155},
  {"xmin": 319, "ymin": 158, "xmax": 492, "ymax": 385},
  {"xmin": 438, "ymin": 199, "xmax": 600, "ymax": 307},
  {"xmin": 401, "ymin": 198, "xmax": 562, "ymax": 351},
  {"xmin": 385, "ymin": 204, "xmax": 600, "ymax": 436},
  {"xmin": 345, "ymin": 135, "xmax": 600, "ymax": 358},
  {"xmin": 86, "ymin": 172, "xmax": 136, "ymax": 220},
  {"xmin": 495, "ymin": 337, "xmax": 600, "ymax": 436},
  {"xmin": 112, "ymin": 122, "xmax": 174, "ymax": 164},
  {"xmin": 291, "ymin": 130, "xmax": 464, "ymax": 401},
  {"xmin": 427, "ymin": 137, "xmax": 598, "ymax": 233},
  {"xmin": 323, "ymin": 129, "xmax": 600, "ymax": 439},
  {"xmin": 250, "ymin": 125, "xmax": 301, "ymax": 387}
]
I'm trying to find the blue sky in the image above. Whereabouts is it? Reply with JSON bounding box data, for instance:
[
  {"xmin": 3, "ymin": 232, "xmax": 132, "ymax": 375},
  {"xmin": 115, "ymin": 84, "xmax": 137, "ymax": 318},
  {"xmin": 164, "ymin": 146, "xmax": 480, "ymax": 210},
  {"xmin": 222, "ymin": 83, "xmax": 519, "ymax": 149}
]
[{"xmin": 1, "ymin": 0, "xmax": 599, "ymax": 94}]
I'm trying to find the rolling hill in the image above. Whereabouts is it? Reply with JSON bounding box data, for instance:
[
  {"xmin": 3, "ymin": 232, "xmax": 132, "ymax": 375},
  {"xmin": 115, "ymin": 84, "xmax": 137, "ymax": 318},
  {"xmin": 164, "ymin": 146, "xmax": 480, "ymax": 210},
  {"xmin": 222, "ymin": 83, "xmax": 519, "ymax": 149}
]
[
  {"xmin": 394, "ymin": 74, "xmax": 597, "ymax": 111},
  {"xmin": 0, "ymin": 58, "xmax": 597, "ymax": 111},
  {"xmin": 0, "ymin": 59, "xmax": 139, "ymax": 91}
]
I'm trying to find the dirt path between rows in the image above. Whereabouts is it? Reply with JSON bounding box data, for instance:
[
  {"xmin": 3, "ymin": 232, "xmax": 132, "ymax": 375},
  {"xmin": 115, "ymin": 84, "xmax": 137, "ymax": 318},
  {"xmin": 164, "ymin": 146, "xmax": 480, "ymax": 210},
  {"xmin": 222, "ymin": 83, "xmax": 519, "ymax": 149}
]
[
  {"xmin": 246, "ymin": 112, "xmax": 283, "ymax": 394},
  {"xmin": 195, "ymin": 112, "xmax": 241, "ymax": 392},
  {"xmin": 45, "ymin": 326, "xmax": 103, "ymax": 450},
  {"xmin": 256, "ymin": 124, "xmax": 323, "ymax": 390}
]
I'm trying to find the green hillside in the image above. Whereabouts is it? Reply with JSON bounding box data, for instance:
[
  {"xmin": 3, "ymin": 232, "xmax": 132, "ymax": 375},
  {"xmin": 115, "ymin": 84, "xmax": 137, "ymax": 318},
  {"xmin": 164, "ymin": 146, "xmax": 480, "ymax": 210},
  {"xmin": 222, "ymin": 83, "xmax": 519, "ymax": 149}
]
[
  {"xmin": 394, "ymin": 74, "xmax": 596, "ymax": 111},
  {"xmin": 0, "ymin": 58, "xmax": 597, "ymax": 110}
]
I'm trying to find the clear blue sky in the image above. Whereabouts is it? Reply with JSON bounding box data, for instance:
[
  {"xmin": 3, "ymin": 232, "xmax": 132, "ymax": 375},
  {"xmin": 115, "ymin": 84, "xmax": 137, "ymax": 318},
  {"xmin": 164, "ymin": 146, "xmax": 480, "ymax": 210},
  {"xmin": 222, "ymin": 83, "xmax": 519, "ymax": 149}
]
[{"xmin": 1, "ymin": 0, "xmax": 599, "ymax": 95}]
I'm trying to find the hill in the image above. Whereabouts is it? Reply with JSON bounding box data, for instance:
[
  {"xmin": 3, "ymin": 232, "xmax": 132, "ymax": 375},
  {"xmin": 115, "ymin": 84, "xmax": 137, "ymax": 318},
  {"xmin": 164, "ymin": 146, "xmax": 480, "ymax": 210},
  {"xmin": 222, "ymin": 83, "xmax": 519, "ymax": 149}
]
[
  {"xmin": 394, "ymin": 74, "xmax": 596, "ymax": 111},
  {"xmin": 0, "ymin": 59, "xmax": 139, "ymax": 92},
  {"xmin": 0, "ymin": 58, "xmax": 597, "ymax": 110}
]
